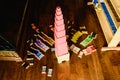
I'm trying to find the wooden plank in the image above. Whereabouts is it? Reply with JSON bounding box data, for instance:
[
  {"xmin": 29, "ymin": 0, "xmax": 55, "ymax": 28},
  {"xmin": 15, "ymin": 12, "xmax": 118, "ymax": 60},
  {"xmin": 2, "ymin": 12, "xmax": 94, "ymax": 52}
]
[
  {"xmin": 109, "ymin": 0, "xmax": 120, "ymax": 19},
  {"xmin": 0, "ymin": 51, "xmax": 22, "ymax": 62},
  {"xmin": 95, "ymin": 6, "xmax": 113, "ymax": 43},
  {"xmin": 81, "ymin": 56, "xmax": 92, "ymax": 80},
  {"xmin": 87, "ymin": 55, "xmax": 97, "ymax": 80},
  {"xmin": 112, "ymin": 66, "xmax": 120, "ymax": 80},
  {"xmin": 101, "ymin": 47, "xmax": 120, "ymax": 51},
  {"xmin": 91, "ymin": 51, "xmax": 104, "ymax": 80},
  {"xmin": 103, "ymin": 54, "xmax": 118, "ymax": 80},
  {"xmin": 0, "ymin": 57, "xmax": 20, "ymax": 61},
  {"xmin": 108, "ymin": 26, "xmax": 120, "ymax": 47}
]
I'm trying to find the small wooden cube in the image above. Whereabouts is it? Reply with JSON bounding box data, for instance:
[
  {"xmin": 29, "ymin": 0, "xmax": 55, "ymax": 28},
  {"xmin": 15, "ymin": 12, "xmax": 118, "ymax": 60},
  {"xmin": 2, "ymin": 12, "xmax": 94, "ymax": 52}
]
[
  {"xmin": 41, "ymin": 66, "xmax": 47, "ymax": 74},
  {"xmin": 47, "ymin": 68, "xmax": 53, "ymax": 77},
  {"xmin": 22, "ymin": 62, "xmax": 30, "ymax": 69}
]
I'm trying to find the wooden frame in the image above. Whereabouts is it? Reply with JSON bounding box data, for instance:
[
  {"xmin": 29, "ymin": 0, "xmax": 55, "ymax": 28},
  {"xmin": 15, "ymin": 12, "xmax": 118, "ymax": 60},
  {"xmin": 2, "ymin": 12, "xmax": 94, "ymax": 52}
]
[
  {"xmin": 0, "ymin": 51, "xmax": 22, "ymax": 62},
  {"xmin": 88, "ymin": 0, "xmax": 120, "ymax": 51}
]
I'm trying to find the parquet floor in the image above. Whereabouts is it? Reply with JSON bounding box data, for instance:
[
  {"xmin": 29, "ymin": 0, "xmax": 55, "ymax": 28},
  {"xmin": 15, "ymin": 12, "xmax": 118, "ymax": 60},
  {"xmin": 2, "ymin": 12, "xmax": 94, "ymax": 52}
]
[{"xmin": 0, "ymin": 0, "xmax": 120, "ymax": 80}]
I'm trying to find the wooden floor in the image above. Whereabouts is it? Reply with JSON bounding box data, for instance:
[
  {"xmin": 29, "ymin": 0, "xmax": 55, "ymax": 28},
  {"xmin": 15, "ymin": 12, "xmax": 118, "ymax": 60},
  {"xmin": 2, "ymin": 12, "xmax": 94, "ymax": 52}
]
[{"xmin": 0, "ymin": 1, "xmax": 120, "ymax": 80}]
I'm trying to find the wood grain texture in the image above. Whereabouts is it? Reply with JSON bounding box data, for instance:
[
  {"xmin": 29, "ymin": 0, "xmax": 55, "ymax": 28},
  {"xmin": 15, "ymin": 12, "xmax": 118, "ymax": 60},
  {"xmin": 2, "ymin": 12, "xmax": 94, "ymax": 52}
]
[{"xmin": 0, "ymin": 0, "xmax": 120, "ymax": 80}]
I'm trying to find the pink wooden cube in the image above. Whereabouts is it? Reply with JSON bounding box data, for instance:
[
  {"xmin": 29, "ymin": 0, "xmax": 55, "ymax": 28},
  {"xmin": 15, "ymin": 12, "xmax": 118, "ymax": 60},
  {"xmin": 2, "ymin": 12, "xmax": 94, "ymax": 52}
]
[
  {"xmin": 54, "ymin": 23, "xmax": 65, "ymax": 31},
  {"xmin": 55, "ymin": 42, "xmax": 68, "ymax": 56},
  {"xmin": 55, "ymin": 14, "xmax": 63, "ymax": 20},
  {"xmin": 55, "ymin": 35, "xmax": 66, "ymax": 44},
  {"xmin": 55, "ymin": 30, "xmax": 65, "ymax": 38},
  {"xmin": 56, "ymin": 7, "xmax": 62, "ymax": 15},
  {"xmin": 55, "ymin": 19, "xmax": 64, "ymax": 26}
]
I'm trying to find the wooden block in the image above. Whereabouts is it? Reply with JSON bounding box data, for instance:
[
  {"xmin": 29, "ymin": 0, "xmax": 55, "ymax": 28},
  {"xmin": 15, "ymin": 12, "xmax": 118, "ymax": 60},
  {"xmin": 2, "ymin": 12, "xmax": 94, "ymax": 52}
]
[
  {"xmin": 72, "ymin": 46, "xmax": 80, "ymax": 54},
  {"xmin": 55, "ymin": 23, "xmax": 65, "ymax": 31},
  {"xmin": 35, "ymin": 39, "xmax": 50, "ymax": 52},
  {"xmin": 47, "ymin": 68, "xmax": 53, "ymax": 77},
  {"xmin": 78, "ymin": 51, "xmax": 84, "ymax": 58},
  {"xmin": 29, "ymin": 58, "xmax": 34, "ymax": 65},
  {"xmin": 71, "ymin": 31, "xmax": 82, "ymax": 43},
  {"xmin": 27, "ymin": 47, "xmax": 44, "ymax": 60},
  {"xmin": 81, "ymin": 31, "xmax": 88, "ymax": 34},
  {"xmin": 51, "ymin": 48, "xmax": 55, "ymax": 52},
  {"xmin": 82, "ymin": 45, "xmax": 96, "ymax": 56},
  {"xmin": 55, "ymin": 30, "xmax": 66, "ymax": 38},
  {"xmin": 37, "ymin": 32, "xmax": 54, "ymax": 46},
  {"xmin": 55, "ymin": 19, "xmax": 64, "ymax": 26},
  {"xmin": 79, "ymin": 26, "xmax": 86, "ymax": 29},
  {"xmin": 55, "ymin": 42, "xmax": 68, "ymax": 56},
  {"xmin": 101, "ymin": 47, "xmax": 120, "ymax": 51},
  {"xmin": 22, "ymin": 62, "xmax": 30, "ymax": 69},
  {"xmin": 41, "ymin": 66, "xmax": 47, "ymax": 74},
  {"xmin": 54, "ymin": 35, "xmax": 66, "ymax": 44},
  {"xmin": 87, "ymin": 2, "xmax": 93, "ymax": 5},
  {"xmin": 80, "ymin": 35, "xmax": 93, "ymax": 47},
  {"xmin": 26, "ymin": 54, "xmax": 34, "ymax": 60},
  {"xmin": 90, "ymin": 32, "xmax": 97, "ymax": 39},
  {"xmin": 86, "ymin": 45, "xmax": 96, "ymax": 53},
  {"xmin": 56, "ymin": 52, "xmax": 70, "ymax": 63}
]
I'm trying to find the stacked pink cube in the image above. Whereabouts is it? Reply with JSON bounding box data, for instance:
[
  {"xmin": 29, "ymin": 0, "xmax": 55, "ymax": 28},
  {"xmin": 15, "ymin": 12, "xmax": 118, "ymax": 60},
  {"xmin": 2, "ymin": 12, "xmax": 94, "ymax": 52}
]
[{"xmin": 54, "ymin": 6, "xmax": 68, "ymax": 56}]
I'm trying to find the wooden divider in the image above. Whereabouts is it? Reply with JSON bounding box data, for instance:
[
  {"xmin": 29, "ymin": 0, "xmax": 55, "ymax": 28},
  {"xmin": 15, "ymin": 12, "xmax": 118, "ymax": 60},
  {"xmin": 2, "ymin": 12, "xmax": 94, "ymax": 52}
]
[
  {"xmin": 108, "ymin": 26, "xmax": 120, "ymax": 47},
  {"xmin": 109, "ymin": 0, "xmax": 120, "ymax": 21},
  {"xmin": 95, "ymin": 5, "xmax": 113, "ymax": 44},
  {"xmin": 0, "ymin": 51, "xmax": 22, "ymax": 62}
]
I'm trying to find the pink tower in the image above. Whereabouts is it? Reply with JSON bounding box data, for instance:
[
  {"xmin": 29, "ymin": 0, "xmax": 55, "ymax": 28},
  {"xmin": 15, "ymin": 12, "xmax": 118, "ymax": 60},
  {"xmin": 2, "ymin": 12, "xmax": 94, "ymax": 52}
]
[{"xmin": 54, "ymin": 6, "xmax": 69, "ymax": 63}]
